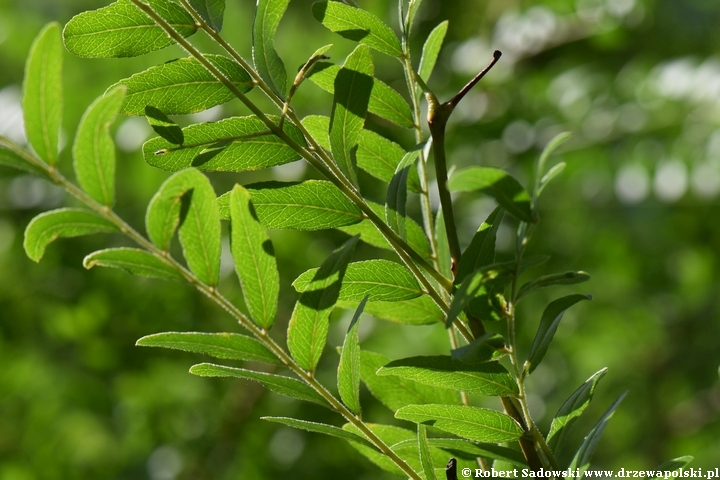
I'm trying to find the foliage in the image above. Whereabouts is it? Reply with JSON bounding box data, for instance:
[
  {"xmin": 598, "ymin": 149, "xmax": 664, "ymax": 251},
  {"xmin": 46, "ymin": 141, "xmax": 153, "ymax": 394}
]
[{"xmin": 1, "ymin": 0, "xmax": 718, "ymax": 478}]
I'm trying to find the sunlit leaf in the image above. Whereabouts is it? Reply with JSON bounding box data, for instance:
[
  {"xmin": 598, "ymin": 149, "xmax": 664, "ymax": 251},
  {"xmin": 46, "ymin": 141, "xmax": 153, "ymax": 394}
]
[
  {"xmin": 377, "ymin": 356, "xmax": 517, "ymax": 396},
  {"xmin": 253, "ymin": 0, "xmax": 290, "ymax": 96},
  {"xmin": 262, "ymin": 417, "xmax": 375, "ymax": 449},
  {"xmin": 312, "ymin": 1, "xmax": 402, "ymax": 57},
  {"xmin": 338, "ymin": 297, "xmax": 367, "ymax": 415},
  {"xmin": 287, "ymin": 237, "xmax": 358, "ymax": 371},
  {"xmin": 187, "ymin": 0, "xmax": 225, "ymax": 32},
  {"xmin": 418, "ymin": 20, "xmax": 448, "ymax": 83},
  {"xmin": 73, "ymin": 86, "xmax": 125, "ymax": 206},
  {"xmin": 535, "ymin": 131, "xmax": 571, "ymax": 199},
  {"xmin": 230, "ymin": 185, "xmax": 279, "ymax": 329},
  {"xmin": 145, "ymin": 106, "xmax": 184, "ymax": 145},
  {"xmin": 301, "ymin": 115, "xmax": 331, "ymax": 151},
  {"xmin": 330, "ymin": 45, "xmax": 374, "ymax": 185},
  {"xmin": 395, "ymin": 404, "xmax": 524, "ymax": 443},
  {"xmin": 136, "ymin": 332, "xmax": 280, "ymax": 365},
  {"xmin": 23, "ymin": 23, "xmax": 63, "ymax": 166},
  {"xmin": 517, "ymin": 271, "xmax": 591, "ymax": 301},
  {"xmin": 109, "ymin": 55, "xmax": 253, "ymax": 116},
  {"xmin": 418, "ymin": 424, "xmax": 438, "ymax": 480},
  {"xmin": 356, "ymin": 129, "xmax": 421, "ymax": 192},
  {"xmin": 63, "ymin": 0, "xmax": 197, "ymax": 58},
  {"xmin": 190, "ymin": 363, "xmax": 327, "ymax": 406},
  {"xmin": 386, "ymin": 149, "xmax": 420, "ymax": 239},
  {"xmin": 24, "ymin": 209, "xmax": 118, "ymax": 262},
  {"xmin": 83, "ymin": 247, "xmax": 182, "ymax": 281},
  {"xmin": 0, "ymin": 136, "xmax": 47, "ymax": 176},
  {"xmin": 448, "ymin": 167, "xmax": 534, "ymax": 223}
]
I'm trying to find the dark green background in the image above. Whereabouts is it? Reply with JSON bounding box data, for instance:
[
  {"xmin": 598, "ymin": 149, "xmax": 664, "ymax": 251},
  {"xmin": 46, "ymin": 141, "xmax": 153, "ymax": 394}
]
[{"xmin": 1, "ymin": 0, "xmax": 719, "ymax": 478}]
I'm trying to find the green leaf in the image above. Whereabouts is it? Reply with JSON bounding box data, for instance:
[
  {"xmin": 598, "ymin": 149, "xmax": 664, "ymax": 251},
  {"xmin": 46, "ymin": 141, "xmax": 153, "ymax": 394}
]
[
  {"xmin": 353, "ymin": 295, "xmax": 442, "ymax": 325},
  {"xmin": 287, "ymin": 237, "xmax": 358, "ymax": 371},
  {"xmin": 652, "ymin": 456, "xmax": 694, "ymax": 474},
  {"xmin": 308, "ymin": 62, "xmax": 414, "ymax": 128},
  {"xmin": 230, "ymin": 185, "xmax": 279, "ymax": 329},
  {"xmin": 427, "ymin": 439, "xmax": 527, "ymax": 468},
  {"xmin": 525, "ymin": 294, "xmax": 591, "ymax": 374},
  {"xmin": 145, "ymin": 169, "xmax": 221, "ymax": 286},
  {"xmin": 83, "ymin": 247, "xmax": 182, "ymax": 281},
  {"xmin": 301, "ymin": 115, "xmax": 332, "ymax": 151},
  {"xmin": 145, "ymin": 106, "xmax": 184, "ymax": 145},
  {"xmin": 337, "ymin": 200, "xmax": 430, "ymax": 259},
  {"xmin": 293, "ymin": 260, "xmax": 422, "ymax": 302},
  {"xmin": 455, "ymin": 207, "xmax": 503, "ymax": 285},
  {"xmin": 357, "ymin": 129, "xmax": 421, "ymax": 192},
  {"xmin": 73, "ymin": 86, "xmax": 125, "ymax": 206},
  {"xmin": 547, "ymin": 368, "xmax": 607, "ymax": 455},
  {"xmin": 253, "ymin": 0, "xmax": 290, "ymax": 96},
  {"xmin": 109, "ymin": 55, "xmax": 253, "ymax": 116},
  {"xmin": 330, "ymin": 45, "xmax": 374, "ymax": 186},
  {"xmin": 360, "ymin": 351, "xmax": 460, "ymax": 412},
  {"xmin": 261, "ymin": 417, "xmax": 376, "ymax": 449},
  {"xmin": 569, "ymin": 392, "xmax": 627, "ymax": 474},
  {"xmin": 395, "ymin": 404, "xmax": 524, "ymax": 443},
  {"xmin": 63, "ymin": 0, "xmax": 197, "ymax": 58},
  {"xmin": 223, "ymin": 180, "xmax": 363, "ymax": 230},
  {"xmin": 144, "ymin": 115, "xmax": 305, "ymax": 172},
  {"xmin": 0, "ymin": 136, "xmax": 47, "ymax": 176},
  {"xmin": 386, "ymin": 149, "xmax": 421, "ymax": 240},
  {"xmin": 136, "ymin": 332, "xmax": 280, "ymax": 365},
  {"xmin": 406, "ymin": 0, "xmax": 425, "ymax": 34},
  {"xmin": 189, "ymin": 363, "xmax": 327, "ymax": 406},
  {"xmin": 517, "ymin": 271, "xmax": 591, "ymax": 301},
  {"xmin": 338, "ymin": 297, "xmax": 368, "ymax": 415},
  {"xmin": 312, "ymin": 1, "xmax": 402, "ymax": 57},
  {"xmin": 535, "ymin": 131, "xmax": 571, "ymax": 199},
  {"xmin": 378, "ymin": 356, "xmax": 517, "ymax": 396},
  {"xmin": 435, "ymin": 210, "xmax": 452, "ymax": 279},
  {"xmin": 450, "ymin": 333, "xmax": 506, "ymax": 365},
  {"xmin": 418, "ymin": 20, "xmax": 448, "ymax": 83},
  {"xmin": 187, "ymin": 0, "xmax": 225, "ymax": 31},
  {"xmin": 448, "ymin": 167, "xmax": 534, "ymax": 223},
  {"xmin": 23, "ymin": 23, "xmax": 63, "ymax": 166},
  {"xmin": 447, "ymin": 263, "xmax": 511, "ymax": 327},
  {"xmin": 23, "ymin": 208, "xmax": 119, "ymax": 262},
  {"xmin": 417, "ymin": 424, "xmax": 438, "ymax": 480},
  {"xmin": 538, "ymin": 162, "xmax": 567, "ymax": 196}
]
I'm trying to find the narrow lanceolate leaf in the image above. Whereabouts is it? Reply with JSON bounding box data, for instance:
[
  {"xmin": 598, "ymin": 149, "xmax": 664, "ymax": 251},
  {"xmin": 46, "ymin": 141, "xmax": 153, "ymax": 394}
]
[
  {"xmin": 377, "ymin": 356, "xmax": 517, "ymax": 396},
  {"xmin": 547, "ymin": 368, "xmax": 607, "ymax": 454},
  {"xmin": 308, "ymin": 63, "xmax": 414, "ymax": 128},
  {"xmin": 448, "ymin": 167, "xmax": 534, "ymax": 223},
  {"xmin": 525, "ymin": 294, "xmax": 591, "ymax": 374},
  {"xmin": 0, "ymin": 136, "xmax": 47, "ymax": 176},
  {"xmin": 293, "ymin": 260, "xmax": 422, "ymax": 302},
  {"xmin": 253, "ymin": 0, "xmax": 291, "ymax": 96},
  {"xmin": 187, "ymin": 0, "xmax": 226, "ymax": 32},
  {"xmin": 144, "ymin": 115, "xmax": 305, "ymax": 172},
  {"xmin": 569, "ymin": 393, "xmax": 627, "ymax": 474},
  {"xmin": 652, "ymin": 457, "xmax": 694, "ymax": 473},
  {"xmin": 357, "ymin": 129, "xmax": 420, "ymax": 192},
  {"xmin": 535, "ymin": 131, "xmax": 572, "ymax": 198},
  {"xmin": 190, "ymin": 363, "xmax": 327, "ymax": 406},
  {"xmin": 83, "ymin": 247, "xmax": 182, "ymax": 281},
  {"xmin": 360, "ymin": 351, "xmax": 460, "ymax": 412},
  {"xmin": 145, "ymin": 106, "xmax": 184, "ymax": 145},
  {"xmin": 243, "ymin": 181, "xmax": 363, "ymax": 230},
  {"xmin": 386, "ymin": 149, "xmax": 420, "ymax": 239},
  {"xmin": 418, "ymin": 424, "xmax": 438, "ymax": 480},
  {"xmin": 338, "ymin": 297, "xmax": 368, "ymax": 415},
  {"xmin": 73, "ymin": 86, "xmax": 125, "ymax": 206},
  {"xmin": 447, "ymin": 263, "xmax": 510, "ymax": 327},
  {"xmin": 427, "ymin": 439, "xmax": 527, "ymax": 468},
  {"xmin": 24, "ymin": 209, "xmax": 118, "ymax": 262},
  {"xmin": 109, "ymin": 55, "xmax": 253, "ymax": 116},
  {"xmin": 63, "ymin": 0, "xmax": 197, "ymax": 58},
  {"xmin": 261, "ymin": 417, "xmax": 375, "ymax": 449},
  {"xmin": 435, "ymin": 210, "xmax": 452, "ymax": 278},
  {"xmin": 406, "ymin": 0, "xmax": 425, "ymax": 34},
  {"xmin": 145, "ymin": 169, "xmax": 221, "ymax": 286},
  {"xmin": 230, "ymin": 185, "xmax": 279, "ymax": 329},
  {"xmin": 455, "ymin": 207, "xmax": 503, "ymax": 285},
  {"xmin": 137, "ymin": 331, "xmax": 280, "ymax": 364},
  {"xmin": 301, "ymin": 115, "xmax": 332, "ymax": 151},
  {"xmin": 287, "ymin": 237, "xmax": 358, "ymax": 371},
  {"xmin": 355, "ymin": 295, "xmax": 442, "ymax": 326},
  {"xmin": 338, "ymin": 200, "xmax": 430, "ymax": 258},
  {"xmin": 451, "ymin": 333, "xmax": 506, "ymax": 365},
  {"xmin": 312, "ymin": 1, "xmax": 402, "ymax": 57},
  {"xmin": 538, "ymin": 162, "xmax": 566, "ymax": 196},
  {"xmin": 516, "ymin": 271, "xmax": 591, "ymax": 301},
  {"xmin": 418, "ymin": 20, "xmax": 448, "ymax": 83},
  {"xmin": 395, "ymin": 404, "xmax": 524, "ymax": 443},
  {"xmin": 23, "ymin": 23, "xmax": 62, "ymax": 165},
  {"xmin": 330, "ymin": 45, "xmax": 374, "ymax": 186}
]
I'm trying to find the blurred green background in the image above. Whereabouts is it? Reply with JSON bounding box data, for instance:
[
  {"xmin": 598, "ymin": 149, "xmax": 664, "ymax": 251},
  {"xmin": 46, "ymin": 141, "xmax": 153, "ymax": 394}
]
[{"xmin": 1, "ymin": 0, "xmax": 719, "ymax": 478}]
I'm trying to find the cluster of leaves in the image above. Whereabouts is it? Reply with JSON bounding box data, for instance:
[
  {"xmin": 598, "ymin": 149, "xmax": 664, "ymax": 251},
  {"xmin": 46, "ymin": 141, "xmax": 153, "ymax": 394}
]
[{"xmin": 0, "ymin": 0, "xmax": 695, "ymax": 478}]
